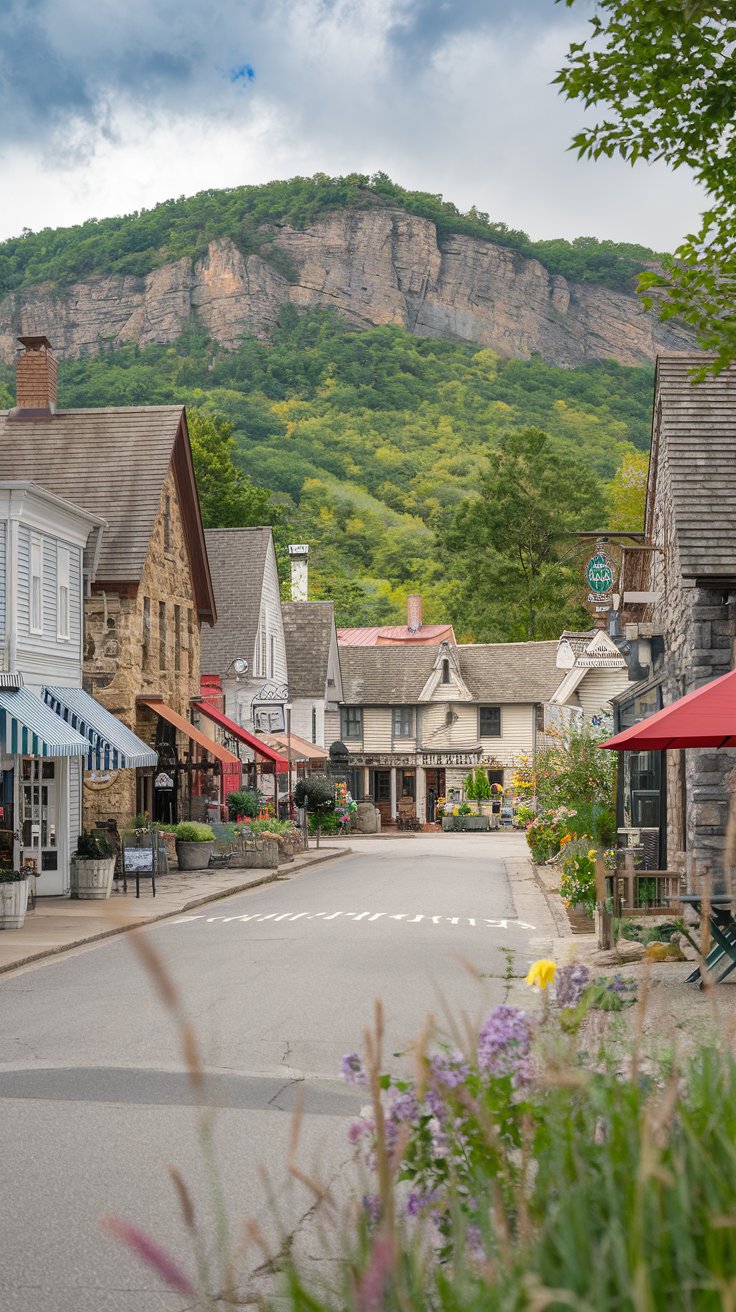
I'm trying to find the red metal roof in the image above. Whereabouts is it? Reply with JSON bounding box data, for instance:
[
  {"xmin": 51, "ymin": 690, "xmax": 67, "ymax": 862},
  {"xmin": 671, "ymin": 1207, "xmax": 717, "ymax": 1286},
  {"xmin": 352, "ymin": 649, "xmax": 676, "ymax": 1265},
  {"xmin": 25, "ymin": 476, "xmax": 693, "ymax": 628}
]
[
  {"xmin": 601, "ymin": 669, "xmax": 736, "ymax": 751},
  {"xmin": 194, "ymin": 701, "xmax": 289, "ymax": 771},
  {"xmin": 338, "ymin": 623, "xmax": 456, "ymax": 647}
]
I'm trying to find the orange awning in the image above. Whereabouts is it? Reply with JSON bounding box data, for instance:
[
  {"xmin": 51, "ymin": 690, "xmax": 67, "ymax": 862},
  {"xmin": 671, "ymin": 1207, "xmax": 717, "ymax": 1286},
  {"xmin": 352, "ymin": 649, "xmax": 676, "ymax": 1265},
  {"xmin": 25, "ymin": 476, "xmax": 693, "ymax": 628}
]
[
  {"xmin": 138, "ymin": 697, "xmax": 239, "ymax": 765},
  {"xmin": 259, "ymin": 730, "xmax": 328, "ymax": 763}
]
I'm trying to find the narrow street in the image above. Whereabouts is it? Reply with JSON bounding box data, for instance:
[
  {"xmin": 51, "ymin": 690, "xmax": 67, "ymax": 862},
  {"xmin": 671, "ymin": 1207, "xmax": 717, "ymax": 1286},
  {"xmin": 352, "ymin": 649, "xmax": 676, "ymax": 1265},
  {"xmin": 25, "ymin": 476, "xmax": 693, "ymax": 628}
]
[{"xmin": 0, "ymin": 834, "xmax": 556, "ymax": 1311}]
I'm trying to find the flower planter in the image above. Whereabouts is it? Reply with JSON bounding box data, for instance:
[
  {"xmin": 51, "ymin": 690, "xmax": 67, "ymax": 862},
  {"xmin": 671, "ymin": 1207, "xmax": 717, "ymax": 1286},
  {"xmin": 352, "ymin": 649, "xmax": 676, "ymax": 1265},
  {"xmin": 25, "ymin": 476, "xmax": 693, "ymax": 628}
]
[
  {"xmin": 441, "ymin": 816, "xmax": 490, "ymax": 832},
  {"xmin": 0, "ymin": 879, "xmax": 28, "ymax": 929},
  {"xmin": 71, "ymin": 856, "xmax": 116, "ymax": 900},
  {"xmin": 175, "ymin": 840, "xmax": 214, "ymax": 871}
]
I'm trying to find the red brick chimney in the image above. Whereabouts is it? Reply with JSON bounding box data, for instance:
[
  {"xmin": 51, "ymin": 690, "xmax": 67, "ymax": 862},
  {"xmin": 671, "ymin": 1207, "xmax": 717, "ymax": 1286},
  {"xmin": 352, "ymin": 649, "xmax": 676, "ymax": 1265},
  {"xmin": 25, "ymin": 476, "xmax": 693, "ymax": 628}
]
[
  {"xmin": 407, "ymin": 594, "xmax": 423, "ymax": 633},
  {"xmin": 14, "ymin": 335, "xmax": 57, "ymax": 415}
]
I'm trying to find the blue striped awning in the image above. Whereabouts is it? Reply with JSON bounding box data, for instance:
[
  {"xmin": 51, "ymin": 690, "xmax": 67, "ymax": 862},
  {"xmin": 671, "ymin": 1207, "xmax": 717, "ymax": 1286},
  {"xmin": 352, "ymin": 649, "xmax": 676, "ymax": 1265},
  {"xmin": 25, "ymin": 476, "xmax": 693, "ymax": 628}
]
[
  {"xmin": 0, "ymin": 687, "xmax": 89, "ymax": 758},
  {"xmin": 42, "ymin": 687, "xmax": 158, "ymax": 771}
]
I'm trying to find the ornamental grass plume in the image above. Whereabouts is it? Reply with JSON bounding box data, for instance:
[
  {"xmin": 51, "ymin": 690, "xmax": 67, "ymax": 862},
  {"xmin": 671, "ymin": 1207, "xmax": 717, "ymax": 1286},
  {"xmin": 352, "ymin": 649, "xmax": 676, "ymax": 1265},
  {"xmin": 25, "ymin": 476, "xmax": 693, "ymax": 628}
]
[{"xmin": 524, "ymin": 959, "xmax": 557, "ymax": 990}]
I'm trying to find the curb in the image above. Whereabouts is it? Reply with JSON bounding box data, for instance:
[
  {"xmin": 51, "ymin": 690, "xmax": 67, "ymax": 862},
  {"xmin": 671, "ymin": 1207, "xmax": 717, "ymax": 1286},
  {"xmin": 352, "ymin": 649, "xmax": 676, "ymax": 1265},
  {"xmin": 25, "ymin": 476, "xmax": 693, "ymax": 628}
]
[
  {"xmin": 0, "ymin": 846, "xmax": 352, "ymax": 977},
  {"xmin": 530, "ymin": 857, "xmax": 573, "ymax": 939}
]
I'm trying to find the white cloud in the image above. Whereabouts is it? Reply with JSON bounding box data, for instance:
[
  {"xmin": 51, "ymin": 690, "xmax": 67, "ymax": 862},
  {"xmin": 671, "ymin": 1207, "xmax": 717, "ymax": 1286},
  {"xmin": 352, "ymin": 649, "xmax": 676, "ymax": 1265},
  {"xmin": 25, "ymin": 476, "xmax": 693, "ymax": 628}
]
[{"xmin": 0, "ymin": 0, "xmax": 704, "ymax": 250}]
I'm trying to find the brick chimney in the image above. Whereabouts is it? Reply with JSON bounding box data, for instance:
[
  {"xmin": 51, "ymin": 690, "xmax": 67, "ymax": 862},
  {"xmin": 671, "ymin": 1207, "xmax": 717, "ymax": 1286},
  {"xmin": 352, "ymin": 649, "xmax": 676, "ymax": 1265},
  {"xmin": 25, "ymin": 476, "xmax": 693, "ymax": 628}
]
[
  {"xmin": 14, "ymin": 335, "xmax": 57, "ymax": 416},
  {"xmin": 407, "ymin": 594, "xmax": 422, "ymax": 633}
]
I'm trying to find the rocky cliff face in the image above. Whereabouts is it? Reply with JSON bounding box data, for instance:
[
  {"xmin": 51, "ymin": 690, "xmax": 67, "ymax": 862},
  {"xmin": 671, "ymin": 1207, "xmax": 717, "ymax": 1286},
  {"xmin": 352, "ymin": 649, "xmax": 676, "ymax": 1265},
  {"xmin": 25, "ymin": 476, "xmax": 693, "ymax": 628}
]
[{"xmin": 0, "ymin": 208, "xmax": 693, "ymax": 367}]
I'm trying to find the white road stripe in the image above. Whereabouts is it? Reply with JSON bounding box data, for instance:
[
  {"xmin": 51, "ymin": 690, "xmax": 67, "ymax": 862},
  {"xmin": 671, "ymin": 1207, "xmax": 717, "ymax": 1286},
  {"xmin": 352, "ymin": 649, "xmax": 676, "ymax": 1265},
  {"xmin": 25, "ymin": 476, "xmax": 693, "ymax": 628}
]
[{"xmin": 168, "ymin": 911, "xmax": 536, "ymax": 931}]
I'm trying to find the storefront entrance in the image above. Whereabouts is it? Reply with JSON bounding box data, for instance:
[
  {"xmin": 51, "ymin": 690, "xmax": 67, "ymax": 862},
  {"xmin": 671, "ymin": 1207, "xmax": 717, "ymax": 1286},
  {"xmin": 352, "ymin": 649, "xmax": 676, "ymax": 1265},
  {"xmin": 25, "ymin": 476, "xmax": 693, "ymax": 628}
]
[
  {"xmin": 0, "ymin": 762, "xmax": 14, "ymax": 868},
  {"xmin": 424, "ymin": 768, "xmax": 445, "ymax": 823},
  {"xmin": 370, "ymin": 768, "xmax": 392, "ymax": 827},
  {"xmin": 20, "ymin": 758, "xmax": 62, "ymax": 893}
]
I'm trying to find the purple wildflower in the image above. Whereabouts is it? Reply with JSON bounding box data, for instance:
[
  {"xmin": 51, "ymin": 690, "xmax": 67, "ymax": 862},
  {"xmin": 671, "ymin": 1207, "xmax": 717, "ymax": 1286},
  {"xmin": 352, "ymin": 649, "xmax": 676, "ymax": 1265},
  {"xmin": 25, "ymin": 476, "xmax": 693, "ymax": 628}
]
[
  {"xmin": 405, "ymin": 1186, "xmax": 440, "ymax": 1217},
  {"xmin": 555, "ymin": 963, "xmax": 591, "ymax": 1008},
  {"xmin": 477, "ymin": 1004, "xmax": 533, "ymax": 1087},
  {"xmin": 429, "ymin": 1050, "xmax": 470, "ymax": 1088},
  {"xmin": 362, "ymin": 1193, "xmax": 382, "ymax": 1224},
  {"xmin": 341, "ymin": 1051, "xmax": 366, "ymax": 1085}
]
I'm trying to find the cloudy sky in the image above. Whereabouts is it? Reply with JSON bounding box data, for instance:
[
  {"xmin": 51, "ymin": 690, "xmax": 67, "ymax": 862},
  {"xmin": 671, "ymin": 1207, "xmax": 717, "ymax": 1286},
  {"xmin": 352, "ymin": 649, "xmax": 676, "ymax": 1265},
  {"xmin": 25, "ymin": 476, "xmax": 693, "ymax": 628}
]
[{"xmin": 0, "ymin": 0, "xmax": 703, "ymax": 248}]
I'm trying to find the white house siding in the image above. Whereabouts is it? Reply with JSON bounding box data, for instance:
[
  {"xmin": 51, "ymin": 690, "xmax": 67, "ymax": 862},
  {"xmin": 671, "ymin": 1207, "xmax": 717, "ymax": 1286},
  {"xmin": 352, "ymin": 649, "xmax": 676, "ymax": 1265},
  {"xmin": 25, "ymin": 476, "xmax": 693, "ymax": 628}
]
[
  {"xmin": 420, "ymin": 702, "xmax": 477, "ymax": 750},
  {"xmin": 0, "ymin": 520, "xmax": 6, "ymax": 646},
  {"xmin": 479, "ymin": 704, "xmax": 535, "ymax": 766},
  {"xmin": 289, "ymin": 697, "xmax": 325, "ymax": 747},
  {"xmin": 363, "ymin": 708, "xmax": 393, "ymax": 752},
  {"xmin": 324, "ymin": 708, "xmax": 341, "ymax": 746},
  {"xmin": 14, "ymin": 523, "xmax": 82, "ymax": 691},
  {"xmin": 576, "ymin": 668, "xmax": 631, "ymax": 721}
]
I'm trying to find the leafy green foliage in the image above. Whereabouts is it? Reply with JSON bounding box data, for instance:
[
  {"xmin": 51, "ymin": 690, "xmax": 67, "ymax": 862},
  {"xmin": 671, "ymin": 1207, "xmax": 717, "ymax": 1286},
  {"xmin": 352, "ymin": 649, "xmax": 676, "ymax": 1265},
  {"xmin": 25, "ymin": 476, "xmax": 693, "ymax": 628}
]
[
  {"xmin": 174, "ymin": 822, "xmax": 215, "ymax": 842},
  {"xmin": 74, "ymin": 831, "xmax": 114, "ymax": 859},
  {"xmin": 0, "ymin": 172, "xmax": 662, "ymax": 297},
  {"xmin": 557, "ymin": 2, "xmax": 736, "ymax": 369},
  {"xmin": 224, "ymin": 790, "xmax": 260, "ymax": 820},
  {"xmin": 1, "ymin": 307, "xmax": 654, "ymax": 634},
  {"xmin": 443, "ymin": 428, "xmax": 606, "ymax": 641},
  {"xmin": 293, "ymin": 774, "xmax": 334, "ymax": 815}
]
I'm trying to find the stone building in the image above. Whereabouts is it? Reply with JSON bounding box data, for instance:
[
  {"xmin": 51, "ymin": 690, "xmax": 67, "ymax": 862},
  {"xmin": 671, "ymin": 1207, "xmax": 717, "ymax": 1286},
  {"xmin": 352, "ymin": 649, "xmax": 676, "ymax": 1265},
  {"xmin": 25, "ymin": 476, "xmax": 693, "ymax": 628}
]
[
  {"xmin": 620, "ymin": 354, "xmax": 736, "ymax": 882},
  {"xmin": 1, "ymin": 336, "xmax": 223, "ymax": 829},
  {"xmin": 328, "ymin": 639, "xmax": 561, "ymax": 825}
]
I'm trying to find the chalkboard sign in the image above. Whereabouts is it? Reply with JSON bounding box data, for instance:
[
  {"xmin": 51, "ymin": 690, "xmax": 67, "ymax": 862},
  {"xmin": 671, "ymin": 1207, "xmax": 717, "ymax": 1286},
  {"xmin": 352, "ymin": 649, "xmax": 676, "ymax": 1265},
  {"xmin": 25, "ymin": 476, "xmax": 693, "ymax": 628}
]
[{"xmin": 123, "ymin": 848, "xmax": 154, "ymax": 873}]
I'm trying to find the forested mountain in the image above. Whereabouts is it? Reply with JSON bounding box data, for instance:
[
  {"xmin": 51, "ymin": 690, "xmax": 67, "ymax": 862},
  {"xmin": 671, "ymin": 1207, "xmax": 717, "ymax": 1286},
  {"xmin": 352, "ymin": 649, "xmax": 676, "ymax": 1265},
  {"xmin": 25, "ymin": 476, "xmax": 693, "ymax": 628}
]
[{"xmin": 0, "ymin": 175, "xmax": 661, "ymax": 637}]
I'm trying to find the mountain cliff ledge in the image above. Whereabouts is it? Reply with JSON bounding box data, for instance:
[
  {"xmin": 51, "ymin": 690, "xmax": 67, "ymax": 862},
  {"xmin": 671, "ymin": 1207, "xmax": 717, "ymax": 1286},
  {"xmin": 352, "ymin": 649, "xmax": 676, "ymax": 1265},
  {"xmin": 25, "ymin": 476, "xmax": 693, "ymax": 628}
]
[{"xmin": 0, "ymin": 207, "xmax": 693, "ymax": 368}]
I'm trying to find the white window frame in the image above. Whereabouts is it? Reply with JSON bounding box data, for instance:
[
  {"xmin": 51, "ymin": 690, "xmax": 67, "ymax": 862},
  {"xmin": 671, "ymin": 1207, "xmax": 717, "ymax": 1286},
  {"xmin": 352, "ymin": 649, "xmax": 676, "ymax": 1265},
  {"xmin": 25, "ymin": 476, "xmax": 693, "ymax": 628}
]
[
  {"xmin": 57, "ymin": 544, "xmax": 71, "ymax": 641},
  {"xmin": 260, "ymin": 614, "xmax": 267, "ymax": 677},
  {"xmin": 30, "ymin": 533, "xmax": 43, "ymax": 635}
]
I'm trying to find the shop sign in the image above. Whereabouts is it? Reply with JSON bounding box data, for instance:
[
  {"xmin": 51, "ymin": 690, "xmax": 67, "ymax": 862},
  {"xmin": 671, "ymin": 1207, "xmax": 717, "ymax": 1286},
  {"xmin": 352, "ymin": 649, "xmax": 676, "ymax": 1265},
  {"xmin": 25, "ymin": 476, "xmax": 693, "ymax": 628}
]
[
  {"xmin": 584, "ymin": 547, "xmax": 615, "ymax": 614},
  {"xmin": 422, "ymin": 751, "xmax": 481, "ymax": 767}
]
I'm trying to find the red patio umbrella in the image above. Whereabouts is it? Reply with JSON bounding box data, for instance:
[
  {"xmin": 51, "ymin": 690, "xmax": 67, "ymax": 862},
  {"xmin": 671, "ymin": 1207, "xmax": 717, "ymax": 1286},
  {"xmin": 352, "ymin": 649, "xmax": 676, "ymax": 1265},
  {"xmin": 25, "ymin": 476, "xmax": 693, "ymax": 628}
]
[{"xmin": 600, "ymin": 667, "xmax": 736, "ymax": 751}]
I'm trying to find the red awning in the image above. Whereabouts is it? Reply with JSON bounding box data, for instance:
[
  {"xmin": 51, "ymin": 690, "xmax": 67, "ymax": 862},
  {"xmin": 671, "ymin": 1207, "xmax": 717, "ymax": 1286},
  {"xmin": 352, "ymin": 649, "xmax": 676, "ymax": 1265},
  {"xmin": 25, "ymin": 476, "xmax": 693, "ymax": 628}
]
[
  {"xmin": 194, "ymin": 701, "xmax": 289, "ymax": 773},
  {"xmin": 600, "ymin": 668, "xmax": 736, "ymax": 751},
  {"xmin": 138, "ymin": 697, "xmax": 239, "ymax": 765}
]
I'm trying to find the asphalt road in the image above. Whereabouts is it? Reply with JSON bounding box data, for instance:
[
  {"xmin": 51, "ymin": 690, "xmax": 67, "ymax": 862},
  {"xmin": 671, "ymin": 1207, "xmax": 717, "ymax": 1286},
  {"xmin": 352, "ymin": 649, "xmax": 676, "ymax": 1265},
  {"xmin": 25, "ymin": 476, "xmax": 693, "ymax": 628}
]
[{"xmin": 0, "ymin": 834, "xmax": 553, "ymax": 1311}]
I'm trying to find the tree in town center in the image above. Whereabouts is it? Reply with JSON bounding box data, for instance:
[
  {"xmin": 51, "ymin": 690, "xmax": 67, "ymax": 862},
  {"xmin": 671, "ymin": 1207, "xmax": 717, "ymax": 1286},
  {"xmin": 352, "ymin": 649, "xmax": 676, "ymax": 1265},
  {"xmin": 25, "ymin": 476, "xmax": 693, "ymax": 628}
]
[
  {"xmin": 443, "ymin": 427, "xmax": 605, "ymax": 641},
  {"xmin": 293, "ymin": 774, "xmax": 335, "ymax": 848},
  {"xmin": 464, "ymin": 767, "xmax": 492, "ymax": 814},
  {"xmin": 556, "ymin": 1, "xmax": 736, "ymax": 371}
]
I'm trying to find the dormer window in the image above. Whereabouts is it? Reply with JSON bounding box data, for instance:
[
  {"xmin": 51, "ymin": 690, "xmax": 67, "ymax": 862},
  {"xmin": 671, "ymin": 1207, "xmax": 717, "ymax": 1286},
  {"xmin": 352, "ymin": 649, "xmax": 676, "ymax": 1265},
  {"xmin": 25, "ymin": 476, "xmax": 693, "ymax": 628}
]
[{"xmin": 441, "ymin": 659, "xmax": 450, "ymax": 684}]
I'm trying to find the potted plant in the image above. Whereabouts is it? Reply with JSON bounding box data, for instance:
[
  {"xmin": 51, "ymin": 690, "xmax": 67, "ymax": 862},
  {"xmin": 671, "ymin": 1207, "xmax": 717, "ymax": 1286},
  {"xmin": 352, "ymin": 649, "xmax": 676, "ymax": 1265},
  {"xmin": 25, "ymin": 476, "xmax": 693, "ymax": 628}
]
[
  {"xmin": 71, "ymin": 831, "xmax": 116, "ymax": 900},
  {"xmin": 464, "ymin": 767, "xmax": 492, "ymax": 815},
  {"xmin": 293, "ymin": 774, "xmax": 334, "ymax": 848},
  {"xmin": 174, "ymin": 822, "xmax": 215, "ymax": 871},
  {"xmin": 225, "ymin": 790, "xmax": 260, "ymax": 821},
  {"xmin": 0, "ymin": 868, "xmax": 29, "ymax": 929}
]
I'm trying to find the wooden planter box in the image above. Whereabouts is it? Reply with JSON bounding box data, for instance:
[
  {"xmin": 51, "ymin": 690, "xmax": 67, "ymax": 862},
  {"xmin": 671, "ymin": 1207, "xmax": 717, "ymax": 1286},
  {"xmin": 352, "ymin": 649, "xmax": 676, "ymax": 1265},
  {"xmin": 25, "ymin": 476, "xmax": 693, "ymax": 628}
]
[
  {"xmin": 71, "ymin": 856, "xmax": 116, "ymax": 900},
  {"xmin": 441, "ymin": 816, "xmax": 490, "ymax": 833}
]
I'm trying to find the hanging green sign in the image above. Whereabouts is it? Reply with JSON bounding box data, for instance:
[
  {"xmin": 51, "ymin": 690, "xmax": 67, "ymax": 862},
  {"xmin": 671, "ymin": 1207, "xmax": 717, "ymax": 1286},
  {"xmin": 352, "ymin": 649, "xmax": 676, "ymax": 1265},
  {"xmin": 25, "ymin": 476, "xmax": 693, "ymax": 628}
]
[{"xmin": 585, "ymin": 551, "xmax": 614, "ymax": 595}]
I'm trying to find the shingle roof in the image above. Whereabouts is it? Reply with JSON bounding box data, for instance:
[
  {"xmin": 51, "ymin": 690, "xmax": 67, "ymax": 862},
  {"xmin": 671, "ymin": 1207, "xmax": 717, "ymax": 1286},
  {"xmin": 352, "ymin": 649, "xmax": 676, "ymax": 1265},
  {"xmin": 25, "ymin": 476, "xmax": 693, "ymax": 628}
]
[
  {"xmin": 0, "ymin": 406, "xmax": 176, "ymax": 580},
  {"xmin": 558, "ymin": 630, "xmax": 596, "ymax": 657},
  {"xmin": 281, "ymin": 601, "xmax": 336, "ymax": 697},
  {"xmin": 339, "ymin": 641, "xmax": 561, "ymax": 705},
  {"xmin": 200, "ymin": 527, "xmax": 272, "ymax": 675},
  {"xmin": 649, "ymin": 355, "xmax": 736, "ymax": 579}
]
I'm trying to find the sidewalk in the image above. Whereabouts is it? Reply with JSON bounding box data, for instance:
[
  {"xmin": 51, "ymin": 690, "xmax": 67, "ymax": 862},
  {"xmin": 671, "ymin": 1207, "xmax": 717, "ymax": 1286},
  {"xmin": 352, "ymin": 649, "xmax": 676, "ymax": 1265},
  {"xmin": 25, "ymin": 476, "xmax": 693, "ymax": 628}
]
[{"xmin": 0, "ymin": 845, "xmax": 351, "ymax": 976}]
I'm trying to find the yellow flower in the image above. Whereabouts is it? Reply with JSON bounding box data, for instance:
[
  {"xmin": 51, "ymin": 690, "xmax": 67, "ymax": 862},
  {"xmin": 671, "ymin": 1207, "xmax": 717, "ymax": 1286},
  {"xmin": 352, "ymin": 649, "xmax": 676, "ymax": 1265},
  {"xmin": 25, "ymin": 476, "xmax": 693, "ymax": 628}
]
[
  {"xmin": 588, "ymin": 849, "xmax": 597, "ymax": 859},
  {"xmin": 525, "ymin": 959, "xmax": 557, "ymax": 990}
]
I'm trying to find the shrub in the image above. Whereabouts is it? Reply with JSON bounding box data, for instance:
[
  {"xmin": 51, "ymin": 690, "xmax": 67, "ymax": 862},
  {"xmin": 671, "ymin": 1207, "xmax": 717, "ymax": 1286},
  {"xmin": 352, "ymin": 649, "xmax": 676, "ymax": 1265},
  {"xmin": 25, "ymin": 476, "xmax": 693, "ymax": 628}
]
[
  {"xmin": 463, "ymin": 767, "xmax": 492, "ymax": 809},
  {"xmin": 308, "ymin": 810, "xmax": 340, "ymax": 835},
  {"xmin": 559, "ymin": 837, "xmax": 598, "ymax": 911},
  {"xmin": 535, "ymin": 721, "xmax": 616, "ymax": 813},
  {"xmin": 75, "ymin": 831, "xmax": 114, "ymax": 859},
  {"xmin": 174, "ymin": 822, "xmax": 215, "ymax": 843},
  {"xmin": 525, "ymin": 806, "xmax": 577, "ymax": 863},
  {"xmin": 225, "ymin": 790, "xmax": 260, "ymax": 820}
]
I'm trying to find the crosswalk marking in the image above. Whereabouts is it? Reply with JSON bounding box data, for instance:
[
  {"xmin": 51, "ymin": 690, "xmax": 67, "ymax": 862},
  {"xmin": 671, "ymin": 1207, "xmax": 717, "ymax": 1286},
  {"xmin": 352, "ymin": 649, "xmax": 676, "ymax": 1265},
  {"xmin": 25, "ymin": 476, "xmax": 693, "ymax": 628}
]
[{"xmin": 169, "ymin": 911, "xmax": 536, "ymax": 932}]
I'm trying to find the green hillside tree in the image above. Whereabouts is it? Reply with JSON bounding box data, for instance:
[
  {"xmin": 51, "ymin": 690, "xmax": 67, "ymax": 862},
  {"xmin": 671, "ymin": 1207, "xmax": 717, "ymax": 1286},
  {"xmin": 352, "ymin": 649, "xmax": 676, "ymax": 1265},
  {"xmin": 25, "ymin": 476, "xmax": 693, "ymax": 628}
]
[
  {"xmin": 444, "ymin": 428, "xmax": 605, "ymax": 642},
  {"xmin": 187, "ymin": 410, "xmax": 277, "ymax": 530},
  {"xmin": 557, "ymin": 2, "xmax": 736, "ymax": 369},
  {"xmin": 607, "ymin": 450, "xmax": 649, "ymax": 531}
]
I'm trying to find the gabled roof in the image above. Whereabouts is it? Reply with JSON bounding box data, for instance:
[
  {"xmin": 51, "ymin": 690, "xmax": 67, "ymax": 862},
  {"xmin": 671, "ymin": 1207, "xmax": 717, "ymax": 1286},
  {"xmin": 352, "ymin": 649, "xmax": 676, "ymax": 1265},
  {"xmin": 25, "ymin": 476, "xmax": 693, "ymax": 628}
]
[
  {"xmin": 648, "ymin": 354, "xmax": 736, "ymax": 580},
  {"xmin": 281, "ymin": 601, "xmax": 338, "ymax": 698},
  {"xmin": 339, "ymin": 641, "xmax": 562, "ymax": 705},
  {"xmin": 200, "ymin": 527, "xmax": 272, "ymax": 675},
  {"xmin": 0, "ymin": 405, "xmax": 215, "ymax": 620}
]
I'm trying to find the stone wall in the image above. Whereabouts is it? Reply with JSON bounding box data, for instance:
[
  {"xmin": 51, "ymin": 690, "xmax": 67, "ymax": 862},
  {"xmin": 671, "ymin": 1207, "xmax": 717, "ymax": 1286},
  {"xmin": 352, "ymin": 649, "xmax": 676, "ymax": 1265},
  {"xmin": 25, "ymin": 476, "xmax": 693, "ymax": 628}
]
[
  {"xmin": 649, "ymin": 433, "xmax": 736, "ymax": 888},
  {"xmin": 82, "ymin": 468, "xmax": 202, "ymax": 829}
]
